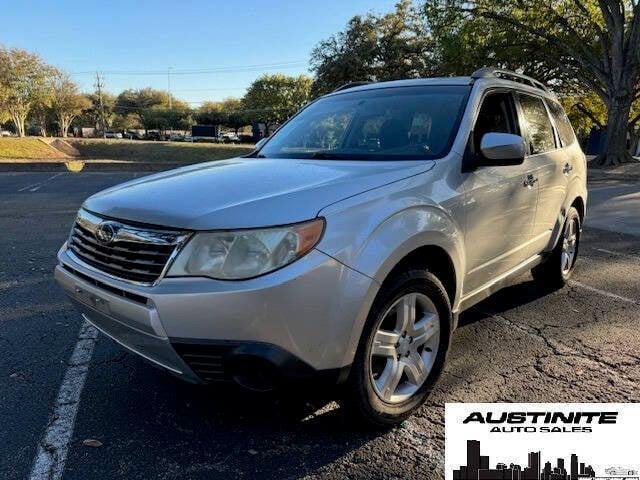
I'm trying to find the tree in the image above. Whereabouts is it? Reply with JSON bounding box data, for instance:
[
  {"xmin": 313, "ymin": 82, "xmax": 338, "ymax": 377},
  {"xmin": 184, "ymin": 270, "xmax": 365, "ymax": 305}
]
[
  {"xmin": 426, "ymin": 0, "xmax": 640, "ymax": 166},
  {"xmin": 0, "ymin": 47, "xmax": 54, "ymax": 137},
  {"xmin": 78, "ymin": 92, "xmax": 117, "ymax": 130},
  {"xmin": 114, "ymin": 88, "xmax": 169, "ymax": 131},
  {"xmin": 242, "ymin": 74, "xmax": 312, "ymax": 135},
  {"xmin": 144, "ymin": 102, "xmax": 193, "ymax": 133},
  {"xmin": 221, "ymin": 98, "xmax": 248, "ymax": 134},
  {"xmin": 196, "ymin": 101, "xmax": 227, "ymax": 126},
  {"xmin": 50, "ymin": 74, "xmax": 90, "ymax": 137},
  {"xmin": 29, "ymin": 95, "xmax": 54, "ymax": 137},
  {"xmin": 310, "ymin": 0, "xmax": 435, "ymax": 95},
  {"xmin": 196, "ymin": 98, "xmax": 249, "ymax": 134}
]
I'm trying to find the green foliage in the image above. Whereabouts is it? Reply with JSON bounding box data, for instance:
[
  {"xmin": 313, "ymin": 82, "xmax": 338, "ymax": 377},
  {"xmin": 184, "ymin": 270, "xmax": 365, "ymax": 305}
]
[
  {"xmin": 50, "ymin": 74, "xmax": 91, "ymax": 137},
  {"xmin": 78, "ymin": 91, "xmax": 117, "ymax": 129},
  {"xmin": 143, "ymin": 104, "xmax": 193, "ymax": 132},
  {"xmin": 424, "ymin": 0, "xmax": 640, "ymax": 165},
  {"xmin": 196, "ymin": 98, "xmax": 249, "ymax": 133},
  {"xmin": 196, "ymin": 100, "xmax": 227, "ymax": 126},
  {"xmin": 310, "ymin": 0, "xmax": 434, "ymax": 95},
  {"xmin": 242, "ymin": 74, "xmax": 312, "ymax": 132},
  {"xmin": 0, "ymin": 46, "xmax": 57, "ymax": 136},
  {"xmin": 114, "ymin": 88, "xmax": 193, "ymax": 131}
]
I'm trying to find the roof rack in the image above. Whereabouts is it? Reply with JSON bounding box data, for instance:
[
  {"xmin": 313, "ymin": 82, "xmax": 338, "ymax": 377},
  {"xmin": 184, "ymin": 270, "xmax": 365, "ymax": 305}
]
[
  {"xmin": 471, "ymin": 67, "xmax": 548, "ymax": 92},
  {"xmin": 332, "ymin": 81, "xmax": 372, "ymax": 92}
]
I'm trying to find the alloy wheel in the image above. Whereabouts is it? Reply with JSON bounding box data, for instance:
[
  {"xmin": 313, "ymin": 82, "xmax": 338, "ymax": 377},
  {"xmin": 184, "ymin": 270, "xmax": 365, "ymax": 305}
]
[
  {"xmin": 369, "ymin": 292, "xmax": 440, "ymax": 404},
  {"xmin": 561, "ymin": 217, "xmax": 578, "ymax": 275}
]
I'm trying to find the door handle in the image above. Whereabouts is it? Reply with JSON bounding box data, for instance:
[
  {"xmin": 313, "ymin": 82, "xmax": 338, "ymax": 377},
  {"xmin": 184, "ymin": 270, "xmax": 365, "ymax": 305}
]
[
  {"xmin": 563, "ymin": 163, "xmax": 573, "ymax": 174},
  {"xmin": 523, "ymin": 174, "xmax": 538, "ymax": 188}
]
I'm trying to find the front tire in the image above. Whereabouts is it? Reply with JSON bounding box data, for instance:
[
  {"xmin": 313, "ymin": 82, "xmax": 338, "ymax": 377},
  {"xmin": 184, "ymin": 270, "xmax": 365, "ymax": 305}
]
[
  {"xmin": 532, "ymin": 206, "xmax": 581, "ymax": 288},
  {"xmin": 343, "ymin": 269, "xmax": 451, "ymax": 427}
]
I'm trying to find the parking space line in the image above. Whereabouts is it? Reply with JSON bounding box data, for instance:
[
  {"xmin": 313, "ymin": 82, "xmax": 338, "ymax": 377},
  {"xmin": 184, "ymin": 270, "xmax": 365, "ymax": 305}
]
[
  {"xmin": 569, "ymin": 280, "xmax": 638, "ymax": 305},
  {"xmin": 592, "ymin": 247, "xmax": 640, "ymax": 261},
  {"xmin": 18, "ymin": 172, "xmax": 64, "ymax": 192},
  {"xmin": 29, "ymin": 321, "xmax": 98, "ymax": 480}
]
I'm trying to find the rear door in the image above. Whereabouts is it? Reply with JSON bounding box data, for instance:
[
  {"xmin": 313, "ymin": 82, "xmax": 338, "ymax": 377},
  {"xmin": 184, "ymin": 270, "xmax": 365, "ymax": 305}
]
[
  {"xmin": 462, "ymin": 90, "xmax": 539, "ymax": 294},
  {"xmin": 516, "ymin": 93, "xmax": 567, "ymax": 253}
]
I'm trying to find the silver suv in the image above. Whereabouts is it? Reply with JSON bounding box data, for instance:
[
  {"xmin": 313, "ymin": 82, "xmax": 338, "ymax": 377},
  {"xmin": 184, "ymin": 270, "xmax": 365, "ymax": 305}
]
[{"xmin": 55, "ymin": 68, "xmax": 587, "ymax": 426}]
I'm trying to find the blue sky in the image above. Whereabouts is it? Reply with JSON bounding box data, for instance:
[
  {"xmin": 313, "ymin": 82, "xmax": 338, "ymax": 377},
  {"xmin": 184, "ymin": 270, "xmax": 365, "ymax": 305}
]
[{"xmin": 2, "ymin": 0, "xmax": 397, "ymax": 105}]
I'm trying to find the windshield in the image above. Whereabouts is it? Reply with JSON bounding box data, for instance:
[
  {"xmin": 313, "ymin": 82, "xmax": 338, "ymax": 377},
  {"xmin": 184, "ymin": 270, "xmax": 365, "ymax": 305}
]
[{"xmin": 257, "ymin": 85, "xmax": 470, "ymax": 160}]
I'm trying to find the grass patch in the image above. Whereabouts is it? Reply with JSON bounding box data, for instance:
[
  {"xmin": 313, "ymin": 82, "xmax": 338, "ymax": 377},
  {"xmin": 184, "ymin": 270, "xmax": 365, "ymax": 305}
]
[
  {"xmin": 67, "ymin": 138, "xmax": 254, "ymax": 163},
  {"xmin": 0, "ymin": 138, "xmax": 68, "ymax": 159}
]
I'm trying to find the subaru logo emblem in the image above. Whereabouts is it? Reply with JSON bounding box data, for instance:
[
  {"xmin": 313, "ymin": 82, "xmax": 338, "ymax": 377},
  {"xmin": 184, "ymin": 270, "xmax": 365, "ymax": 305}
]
[{"xmin": 95, "ymin": 222, "xmax": 118, "ymax": 244}]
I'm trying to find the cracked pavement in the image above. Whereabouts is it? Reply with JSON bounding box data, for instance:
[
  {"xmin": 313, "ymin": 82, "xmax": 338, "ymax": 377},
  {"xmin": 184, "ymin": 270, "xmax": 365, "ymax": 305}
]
[{"xmin": 1, "ymin": 172, "xmax": 639, "ymax": 479}]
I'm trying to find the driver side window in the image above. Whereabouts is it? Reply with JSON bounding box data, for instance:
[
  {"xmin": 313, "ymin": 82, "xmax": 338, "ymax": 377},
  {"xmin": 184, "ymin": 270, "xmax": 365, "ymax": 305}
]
[{"xmin": 473, "ymin": 92, "xmax": 519, "ymax": 154}]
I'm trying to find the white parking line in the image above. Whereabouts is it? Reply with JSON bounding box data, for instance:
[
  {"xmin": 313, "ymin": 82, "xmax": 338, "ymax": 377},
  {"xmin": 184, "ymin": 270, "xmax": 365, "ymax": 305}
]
[
  {"xmin": 29, "ymin": 321, "xmax": 98, "ymax": 480},
  {"xmin": 569, "ymin": 280, "xmax": 638, "ymax": 305},
  {"xmin": 592, "ymin": 247, "xmax": 640, "ymax": 261},
  {"xmin": 18, "ymin": 172, "xmax": 64, "ymax": 192}
]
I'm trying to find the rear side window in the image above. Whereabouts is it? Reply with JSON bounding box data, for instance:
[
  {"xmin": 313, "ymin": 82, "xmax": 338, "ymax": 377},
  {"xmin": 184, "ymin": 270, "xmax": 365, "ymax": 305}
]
[
  {"xmin": 518, "ymin": 94, "xmax": 556, "ymax": 154},
  {"xmin": 547, "ymin": 100, "xmax": 576, "ymax": 147}
]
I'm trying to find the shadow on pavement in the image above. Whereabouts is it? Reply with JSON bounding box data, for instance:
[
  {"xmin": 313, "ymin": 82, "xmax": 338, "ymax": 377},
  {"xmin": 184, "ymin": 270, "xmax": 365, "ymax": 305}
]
[
  {"xmin": 65, "ymin": 344, "xmax": 382, "ymax": 480},
  {"xmin": 457, "ymin": 279, "xmax": 554, "ymax": 328}
]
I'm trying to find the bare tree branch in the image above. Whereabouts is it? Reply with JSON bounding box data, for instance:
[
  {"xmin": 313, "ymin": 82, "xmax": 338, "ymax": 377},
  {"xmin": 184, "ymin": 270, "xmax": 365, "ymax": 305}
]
[
  {"xmin": 459, "ymin": 5, "xmax": 610, "ymax": 87},
  {"xmin": 572, "ymin": 102, "xmax": 605, "ymax": 128}
]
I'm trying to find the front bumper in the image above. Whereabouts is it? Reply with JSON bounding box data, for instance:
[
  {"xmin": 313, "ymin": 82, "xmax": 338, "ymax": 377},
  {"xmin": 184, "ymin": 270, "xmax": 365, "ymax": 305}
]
[{"xmin": 55, "ymin": 245, "xmax": 377, "ymax": 385}]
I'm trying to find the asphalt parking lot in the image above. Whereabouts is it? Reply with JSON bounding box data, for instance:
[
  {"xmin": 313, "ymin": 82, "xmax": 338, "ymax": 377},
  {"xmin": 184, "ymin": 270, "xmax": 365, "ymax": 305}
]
[{"xmin": 1, "ymin": 171, "xmax": 639, "ymax": 480}]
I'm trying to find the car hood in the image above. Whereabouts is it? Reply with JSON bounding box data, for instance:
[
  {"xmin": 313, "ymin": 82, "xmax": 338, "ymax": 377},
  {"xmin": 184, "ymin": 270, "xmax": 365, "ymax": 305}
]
[{"xmin": 83, "ymin": 157, "xmax": 435, "ymax": 230}]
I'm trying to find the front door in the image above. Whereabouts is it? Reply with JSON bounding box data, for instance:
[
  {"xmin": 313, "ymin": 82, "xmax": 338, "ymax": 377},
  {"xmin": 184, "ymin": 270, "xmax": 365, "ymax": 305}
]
[
  {"xmin": 462, "ymin": 91, "xmax": 539, "ymax": 295},
  {"xmin": 516, "ymin": 93, "xmax": 567, "ymax": 253}
]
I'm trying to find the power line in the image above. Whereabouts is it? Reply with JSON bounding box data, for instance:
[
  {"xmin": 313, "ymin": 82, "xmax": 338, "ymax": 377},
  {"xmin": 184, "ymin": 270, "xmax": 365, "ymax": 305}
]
[
  {"xmin": 171, "ymin": 87, "xmax": 249, "ymax": 92},
  {"xmin": 70, "ymin": 60, "xmax": 307, "ymax": 76},
  {"xmin": 104, "ymin": 104, "xmax": 297, "ymax": 113}
]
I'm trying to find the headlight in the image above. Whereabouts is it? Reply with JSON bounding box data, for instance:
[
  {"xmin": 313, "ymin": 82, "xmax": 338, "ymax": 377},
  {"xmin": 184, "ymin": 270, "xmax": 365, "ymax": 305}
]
[{"xmin": 167, "ymin": 218, "xmax": 325, "ymax": 280}]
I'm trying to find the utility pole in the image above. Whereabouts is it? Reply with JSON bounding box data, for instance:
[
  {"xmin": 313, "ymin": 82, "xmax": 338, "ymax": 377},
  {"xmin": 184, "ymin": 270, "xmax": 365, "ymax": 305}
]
[
  {"xmin": 94, "ymin": 72, "xmax": 107, "ymax": 139},
  {"xmin": 167, "ymin": 67, "xmax": 172, "ymax": 110}
]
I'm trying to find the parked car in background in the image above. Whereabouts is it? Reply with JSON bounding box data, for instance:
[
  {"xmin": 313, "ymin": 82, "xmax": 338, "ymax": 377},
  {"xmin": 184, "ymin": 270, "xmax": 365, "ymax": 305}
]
[
  {"xmin": 219, "ymin": 133, "xmax": 240, "ymax": 144},
  {"xmin": 124, "ymin": 130, "xmax": 145, "ymax": 140},
  {"xmin": 145, "ymin": 131, "xmax": 167, "ymax": 141},
  {"xmin": 55, "ymin": 68, "xmax": 587, "ymax": 426},
  {"xmin": 169, "ymin": 133, "xmax": 186, "ymax": 142},
  {"xmin": 0, "ymin": 130, "xmax": 14, "ymax": 137},
  {"xmin": 104, "ymin": 131, "xmax": 123, "ymax": 139}
]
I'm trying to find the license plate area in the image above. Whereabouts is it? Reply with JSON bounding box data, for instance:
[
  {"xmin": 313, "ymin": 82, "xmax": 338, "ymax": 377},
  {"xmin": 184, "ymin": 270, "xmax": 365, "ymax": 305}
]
[{"xmin": 73, "ymin": 285, "xmax": 111, "ymax": 315}]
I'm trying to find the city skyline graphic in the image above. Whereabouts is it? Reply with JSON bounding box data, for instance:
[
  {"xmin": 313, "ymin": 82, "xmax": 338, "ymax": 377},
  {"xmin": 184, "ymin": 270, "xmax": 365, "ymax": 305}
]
[{"xmin": 452, "ymin": 440, "xmax": 596, "ymax": 480}]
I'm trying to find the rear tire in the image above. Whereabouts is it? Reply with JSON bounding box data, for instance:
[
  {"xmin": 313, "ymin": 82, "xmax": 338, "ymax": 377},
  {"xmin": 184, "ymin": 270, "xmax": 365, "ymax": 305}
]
[
  {"xmin": 342, "ymin": 269, "xmax": 451, "ymax": 428},
  {"xmin": 531, "ymin": 206, "xmax": 581, "ymax": 289}
]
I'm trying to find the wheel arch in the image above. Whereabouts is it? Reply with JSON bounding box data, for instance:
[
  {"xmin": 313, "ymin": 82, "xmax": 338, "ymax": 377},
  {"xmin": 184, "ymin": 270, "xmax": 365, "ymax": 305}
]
[
  {"xmin": 382, "ymin": 245, "xmax": 457, "ymax": 308},
  {"xmin": 319, "ymin": 205, "xmax": 466, "ymax": 369},
  {"xmin": 352, "ymin": 206, "xmax": 466, "ymax": 312},
  {"xmin": 571, "ymin": 195, "xmax": 585, "ymax": 224}
]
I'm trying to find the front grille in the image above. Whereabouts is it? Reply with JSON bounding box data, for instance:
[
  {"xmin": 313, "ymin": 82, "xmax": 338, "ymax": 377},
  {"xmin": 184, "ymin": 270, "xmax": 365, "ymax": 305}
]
[
  {"xmin": 67, "ymin": 209, "xmax": 189, "ymax": 285},
  {"xmin": 172, "ymin": 343, "xmax": 237, "ymax": 383}
]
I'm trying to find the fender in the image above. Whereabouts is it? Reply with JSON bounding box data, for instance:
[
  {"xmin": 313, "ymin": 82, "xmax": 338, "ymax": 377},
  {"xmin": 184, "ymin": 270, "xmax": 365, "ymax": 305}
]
[
  {"xmin": 547, "ymin": 175, "xmax": 588, "ymax": 252},
  {"xmin": 316, "ymin": 175, "xmax": 466, "ymax": 366},
  {"xmin": 317, "ymin": 175, "xmax": 466, "ymax": 302}
]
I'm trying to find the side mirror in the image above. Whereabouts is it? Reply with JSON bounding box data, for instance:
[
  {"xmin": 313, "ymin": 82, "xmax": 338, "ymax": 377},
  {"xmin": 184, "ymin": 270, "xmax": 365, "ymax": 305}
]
[
  {"xmin": 479, "ymin": 132, "xmax": 526, "ymax": 166},
  {"xmin": 255, "ymin": 137, "xmax": 268, "ymax": 150}
]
